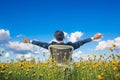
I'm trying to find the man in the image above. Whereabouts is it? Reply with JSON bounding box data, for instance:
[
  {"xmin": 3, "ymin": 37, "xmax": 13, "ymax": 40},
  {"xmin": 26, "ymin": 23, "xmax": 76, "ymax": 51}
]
[{"xmin": 23, "ymin": 30, "xmax": 102, "ymax": 50}]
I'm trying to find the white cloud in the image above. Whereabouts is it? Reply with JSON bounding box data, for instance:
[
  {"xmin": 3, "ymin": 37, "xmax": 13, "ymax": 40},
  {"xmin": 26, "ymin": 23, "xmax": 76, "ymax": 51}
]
[
  {"xmin": 63, "ymin": 31, "xmax": 68, "ymax": 37},
  {"xmin": 41, "ymin": 48, "xmax": 49, "ymax": 53},
  {"xmin": 16, "ymin": 53, "xmax": 32, "ymax": 60},
  {"xmin": 115, "ymin": 37, "xmax": 120, "ymax": 42},
  {"xmin": 95, "ymin": 41, "xmax": 107, "ymax": 50},
  {"xmin": 0, "ymin": 29, "xmax": 10, "ymax": 43},
  {"xmin": 24, "ymin": 53, "xmax": 32, "ymax": 59},
  {"xmin": 72, "ymin": 51, "xmax": 82, "ymax": 59},
  {"xmin": 72, "ymin": 51, "xmax": 96, "ymax": 61},
  {"xmin": 7, "ymin": 41, "xmax": 32, "ymax": 51},
  {"xmin": 6, "ymin": 41, "xmax": 34, "ymax": 53},
  {"xmin": 96, "ymin": 37, "xmax": 120, "ymax": 50},
  {"xmin": 114, "ymin": 37, "xmax": 120, "ymax": 48},
  {"xmin": 32, "ymin": 46, "xmax": 41, "ymax": 54},
  {"xmin": 16, "ymin": 54, "xmax": 24, "ymax": 60},
  {"xmin": 0, "ymin": 29, "xmax": 41, "ymax": 55},
  {"xmin": 68, "ymin": 31, "xmax": 83, "ymax": 43},
  {"xmin": 4, "ymin": 52, "xmax": 10, "ymax": 58}
]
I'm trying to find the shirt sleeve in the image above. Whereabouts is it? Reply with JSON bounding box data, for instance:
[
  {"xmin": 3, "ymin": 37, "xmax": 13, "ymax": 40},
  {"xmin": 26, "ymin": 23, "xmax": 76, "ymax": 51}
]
[
  {"xmin": 71, "ymin": 38, "xmax": 93, "ymax": 50},
  {"xmin": 31, "ymin": 40, "xmax": 49, "ymax": 49}
]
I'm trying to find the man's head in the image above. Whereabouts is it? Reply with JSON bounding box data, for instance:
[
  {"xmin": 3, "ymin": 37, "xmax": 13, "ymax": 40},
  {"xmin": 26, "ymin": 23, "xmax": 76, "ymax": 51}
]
[{"xmin": 54, "ymin": 30, "xmax": 64, "ymax": 41}]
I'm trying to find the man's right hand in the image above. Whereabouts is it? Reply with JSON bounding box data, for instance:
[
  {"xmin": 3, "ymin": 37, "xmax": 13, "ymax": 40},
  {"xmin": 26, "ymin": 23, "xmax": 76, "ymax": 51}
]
[{"xmin": 23, "ymin": 38, "xmax": 30, "ymax": 43}]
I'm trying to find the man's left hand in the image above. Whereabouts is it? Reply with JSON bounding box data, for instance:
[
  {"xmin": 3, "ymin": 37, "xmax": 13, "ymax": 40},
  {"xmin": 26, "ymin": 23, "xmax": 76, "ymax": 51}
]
[{"xmin": 93, "ymin": 33, "xmax": 102, "ymax": 40}]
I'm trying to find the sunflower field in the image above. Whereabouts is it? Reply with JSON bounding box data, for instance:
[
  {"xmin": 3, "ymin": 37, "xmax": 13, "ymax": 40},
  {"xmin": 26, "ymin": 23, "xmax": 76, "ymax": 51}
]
[{"xmin": 0, "ymin": 52, "xmax": 120, "ymax": 80}]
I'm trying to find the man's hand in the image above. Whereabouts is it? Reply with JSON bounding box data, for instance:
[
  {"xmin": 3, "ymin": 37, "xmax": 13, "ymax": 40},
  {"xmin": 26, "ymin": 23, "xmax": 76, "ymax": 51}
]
[
  {"xmin": 93, "ymin": 33, "xmax": 102, "ymax": 40},
  {"xmin": 23, "ymin": 38, "xmax": 30, "ymax": 43}
]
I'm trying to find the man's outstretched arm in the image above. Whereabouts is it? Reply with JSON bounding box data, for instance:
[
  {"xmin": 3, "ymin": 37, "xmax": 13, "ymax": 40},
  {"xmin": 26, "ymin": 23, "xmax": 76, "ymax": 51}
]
[
  {"xmin": 70, "ymin": 33, "xmax": 102, "ymax": 50},
  {"xmin": 23, "ymin": 38, "xmax": 49, "ymax": 49}
]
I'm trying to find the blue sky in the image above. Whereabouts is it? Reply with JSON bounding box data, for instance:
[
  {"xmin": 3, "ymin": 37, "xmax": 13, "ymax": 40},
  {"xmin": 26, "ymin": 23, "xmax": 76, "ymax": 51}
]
[{"xmin": 0, "ymin": 0, "xmax": 120, "ymax": 62}]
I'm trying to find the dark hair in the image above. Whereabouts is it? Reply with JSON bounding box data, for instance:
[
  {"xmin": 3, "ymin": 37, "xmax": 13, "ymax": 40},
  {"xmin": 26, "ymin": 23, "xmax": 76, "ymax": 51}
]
[{"xmin": 54, "ymin": 30, "xmax": 64, "ymax": 41}]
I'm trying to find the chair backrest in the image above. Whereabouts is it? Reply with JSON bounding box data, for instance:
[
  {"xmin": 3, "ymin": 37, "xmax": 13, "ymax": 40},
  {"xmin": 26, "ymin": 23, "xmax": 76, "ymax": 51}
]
[{"xmin": 48, "ymin": 45, "xmax": 74, "ymax": 64}]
